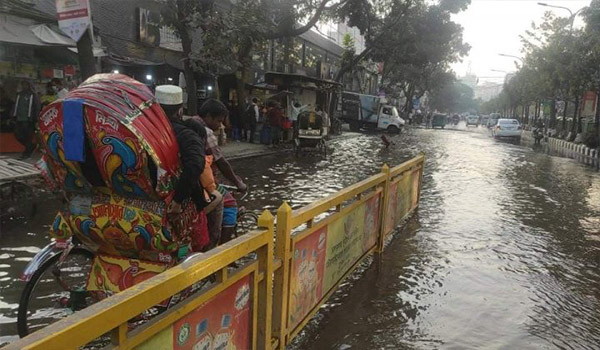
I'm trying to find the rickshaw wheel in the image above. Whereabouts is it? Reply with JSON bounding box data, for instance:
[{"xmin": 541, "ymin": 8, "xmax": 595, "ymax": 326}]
[{"xmin": 17, "ymin": 248, "xmax": 95, "ymax": 337}]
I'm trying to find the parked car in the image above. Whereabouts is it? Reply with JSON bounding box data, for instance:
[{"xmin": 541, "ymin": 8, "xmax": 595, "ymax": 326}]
[
  {"xmin": 492, "ymin": 118, "xmax": 522, "ymax": 141},
  {"xmin": 466, "ymin": 115, "xmax": 479, "ymax": 126},
  {"xmin": 487, "ymin": 113, "xmax": 500, "ymax": 128}
]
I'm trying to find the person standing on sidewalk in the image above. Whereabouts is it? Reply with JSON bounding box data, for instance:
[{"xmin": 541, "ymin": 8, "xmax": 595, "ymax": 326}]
[
  {"xmin": 267, "ymin": 101, "xmax": 284, "ymax": 147},
  {"xmin": 13, "ymin": 80, "xmax": 40, "ymax": 160},
  {"xmin": 51, "ymin": 78, "xmax": 68, "ymax": 99},
  {"xmin": 244, "ymin": 98, "xmax": 259, "ymax": 143}
]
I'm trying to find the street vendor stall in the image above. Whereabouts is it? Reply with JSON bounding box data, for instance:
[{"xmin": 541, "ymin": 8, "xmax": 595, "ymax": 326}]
[{"xmin": 263, "ymin": 72, "xmax": 343, "ymax": 137}]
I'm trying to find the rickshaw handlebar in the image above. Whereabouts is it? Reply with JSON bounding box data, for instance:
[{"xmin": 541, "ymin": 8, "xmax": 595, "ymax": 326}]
[{"xmin": 220, "ymin": 184, "xmax": 249, "ymax": 201}]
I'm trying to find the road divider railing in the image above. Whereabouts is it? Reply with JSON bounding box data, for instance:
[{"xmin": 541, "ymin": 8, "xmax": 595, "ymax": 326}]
[
  {"xmin": 4, "ymin": 211, "xmax": 275, "ymax": 350},
  {"xmin": 6, "ymin": 154, "xmax": 426, "ymax": 350},
  {"xmin": 271, "ymin": 153, "xmax": 425, "ymax": 349}
]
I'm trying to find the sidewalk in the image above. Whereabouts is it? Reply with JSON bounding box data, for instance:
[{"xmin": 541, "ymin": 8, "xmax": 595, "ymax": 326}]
[{"xmin": 222, "ymin": 141, "xmax": 282, "ymax": 160}]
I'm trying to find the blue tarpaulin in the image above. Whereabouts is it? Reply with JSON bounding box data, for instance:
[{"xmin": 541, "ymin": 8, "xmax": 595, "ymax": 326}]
[{"xmin": 63, "ymin": 99, "xmax": 85, "ymax": 162}]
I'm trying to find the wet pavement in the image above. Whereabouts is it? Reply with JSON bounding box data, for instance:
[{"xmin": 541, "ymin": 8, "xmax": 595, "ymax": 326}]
[{"xmin": 1, "ymin": 124, "xmax": 600, "ymax": 348}]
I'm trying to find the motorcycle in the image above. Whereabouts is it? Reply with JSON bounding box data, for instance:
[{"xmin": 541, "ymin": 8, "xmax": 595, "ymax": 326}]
[{"xmin": 533, "ymin": 127, "xmax": 544, "ymax": 144}]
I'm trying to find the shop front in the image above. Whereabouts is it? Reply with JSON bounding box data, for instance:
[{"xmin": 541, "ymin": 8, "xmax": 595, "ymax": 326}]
[{"xmin": 0, "ymin": 14, "xmax": 81, "ymax": 153}]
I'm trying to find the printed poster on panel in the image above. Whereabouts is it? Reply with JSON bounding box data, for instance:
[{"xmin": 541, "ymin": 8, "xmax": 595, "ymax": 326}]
[
  {"xmin": 362, "ymin": 194, "xmax": 381, "ymax": 252},
  {"xmin": 289, "ymin": 226, "xmax": 327, "ymax": 330},
  {"xmin": 323, "ymin": 203, "xmax": 365, "ymax": 292},
  {"xmin": 411, "ymin": 169, "xmax": 421, "ymax": 209},
  {"xmin": 172, "ymin": 275, "xmax": 252, "ymax": 350},
  {"xmin": 385, "ymin": 181, "xmax": 399, "ymax": 235},
  {"xmin": 396, "ymin": 172, "xmax": 413, "ymax": 224}
]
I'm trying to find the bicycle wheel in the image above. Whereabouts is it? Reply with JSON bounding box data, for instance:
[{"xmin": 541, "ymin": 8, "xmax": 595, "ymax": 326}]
[
  {"xmin": 17, "ymin": 248, "xmax": 94, "ymax": 337},
  {"xmin": 235, "ymin": 211, "xmax": 259, "ymax": 237}
]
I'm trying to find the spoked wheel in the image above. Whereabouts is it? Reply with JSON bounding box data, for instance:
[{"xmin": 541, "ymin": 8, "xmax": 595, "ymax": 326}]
[
  {"xmin": 235, "ymin": 210, "xmax": 259, "ymax": 238},
  {"xmin": 17, "ymin": 248, "xmax": 95, "ymax": 337}
]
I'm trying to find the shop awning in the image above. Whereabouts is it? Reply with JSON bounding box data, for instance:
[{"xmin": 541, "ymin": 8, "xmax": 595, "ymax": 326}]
[
  {"xmin": 31, "ymin": 24, "xmax": 75, "ymax": 46},
  {"xmin": 102, "ymin": 54, "xmax": 165, "ymax": 67},
  {"xmin": 68, "ymin": 47, "xmax": 107, "ymax": 57},
  {"xmin": 264, "ymin": 72, "xmax": 342, "ymax": 90},
  {"xmin": 0, "ymin": 18, "xmax": 75, "ymax": 47}
]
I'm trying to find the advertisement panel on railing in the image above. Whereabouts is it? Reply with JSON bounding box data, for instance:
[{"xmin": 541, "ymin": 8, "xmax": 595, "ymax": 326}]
[
  {"xmin": 289, "ymin": 194, "xmax": 381, "ymax": 331},
  {"xmin": 137, "ymin": 275, "xmax": 253, "ymax": 350},
  {"xmin": 385, "ymin": 167, "xmax": 422, "ymax": 235}
]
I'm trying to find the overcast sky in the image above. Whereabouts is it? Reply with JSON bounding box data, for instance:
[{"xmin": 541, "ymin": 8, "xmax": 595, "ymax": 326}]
[{"xmin": 451, "ymin": 0, "xmax": 590, "ymax": 84}]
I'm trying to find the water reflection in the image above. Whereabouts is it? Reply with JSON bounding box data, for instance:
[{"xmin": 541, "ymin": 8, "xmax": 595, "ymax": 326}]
[
  {"xmin": 288, "ymin": 129, "xmax": 600, "ymax": 350},
  {"xmin": 1, "ymin": 128, "xmax": 599, "ymax": 348}
]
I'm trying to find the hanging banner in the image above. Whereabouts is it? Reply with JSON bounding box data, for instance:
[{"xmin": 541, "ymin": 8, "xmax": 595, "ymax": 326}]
[
  {"xmin": 56, "ymin": 0, "xmax": 92, "ymax": 41},
  {"xmin": 582, "ymin": 91, "xmax": 598, "ymax": 117}
]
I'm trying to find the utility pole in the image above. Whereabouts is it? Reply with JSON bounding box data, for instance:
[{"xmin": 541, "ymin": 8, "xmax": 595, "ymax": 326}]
[{"xmin": 76, "ymin": 29, "xmax": 96, "ymax": 80}]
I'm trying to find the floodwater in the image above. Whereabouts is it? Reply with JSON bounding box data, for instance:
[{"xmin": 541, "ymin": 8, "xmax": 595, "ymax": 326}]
[{"xmin": 1, "ymin": 124, "xmax": 600, "ymax": 348}]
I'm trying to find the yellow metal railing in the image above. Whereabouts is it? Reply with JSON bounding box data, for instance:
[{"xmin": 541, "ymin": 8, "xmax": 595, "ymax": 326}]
[
  {"xmin": 7, "ymin": 154, "xmax": 426, "ymax": 350},
  {"xmin": 5, "ymin": 211, "xmax": 275, "ymax": 350},
  {"xmin": 271, "ymin": 153, "xmax": 425, "ymax": 348}
]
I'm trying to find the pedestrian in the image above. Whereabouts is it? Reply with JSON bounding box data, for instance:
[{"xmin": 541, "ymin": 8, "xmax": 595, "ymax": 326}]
[
  {"xmin": 13, "ymin": 80, "xmax": 40, "ymax": 159},
  {"xmin": 192, "ymin": 99, "xmax": 247, "ymax": 247},
  {"xmin": 40, "ymin": 82, "xmax": 57, "ymax": 107},
  {"xmin": 51, "ymin": 78, "xmax": 68, "ymax": 99},
  {"xmin": 0, "ymin": 86, "xmax": 14, "ymax": 131},
  {"xmin": 267, "ymin": 100, "xmax": 284, "ymax": 147},
  {"xmin": 244, "ymin": 98, "xmax": 259, "ymax": 143},
  {"xmin": 227, "ymin": 100, "xmax": 241, "ymax": 141}
]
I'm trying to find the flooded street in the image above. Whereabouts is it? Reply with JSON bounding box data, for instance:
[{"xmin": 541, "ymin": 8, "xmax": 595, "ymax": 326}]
[{"xmin": 2, "ymin": 126, "xmax": 600, "ymax": 348}]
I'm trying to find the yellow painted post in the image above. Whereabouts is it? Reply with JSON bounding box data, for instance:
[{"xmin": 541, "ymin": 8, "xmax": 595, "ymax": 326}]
[
  {"xmin": 272, "ymin": 202, "xmax": 293, "ymax": 349},
  {"xmin": 257, "ymin": 210, "xmax": 275, "ymax": 350},
  {"xmin": 377, "ymin": 164, "xmax": 391, "ymax": 253},
  {"xmin": 417, "ymin": 154, "xmax": 426, "ymax": 207},
  {"xmin": 110, "ymin": 323, "xmax": 128, "ymax": 347}
]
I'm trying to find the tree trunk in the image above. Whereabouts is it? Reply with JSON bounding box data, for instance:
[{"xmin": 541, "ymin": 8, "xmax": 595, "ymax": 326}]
[
  {"xmin": 561, "ymin": 100, "xmax": 568, "ymax": 137},
  {"xmin": 235, "ymin": 42, "xmax": 254, "ymax": 116},
  {"xmin": 577, "ymin": 100, "xmax": 583, "ymax": 134},
  {"xmin": 549, "ymin": 99, "xmax": 556, "ymax": 128},
  {"xmin": 177, "ymin": 0, "xmax": 197, "ymax": 115},
  {"xmin": 595, "ymin": 89, "xmax": 600, "ymax": 128},
  {"xmin": 235, "ymin": 66, "xmax": 247, "ymax": 116},
  {"xmin": 569, "ymin": 96, "xmax": 580, "ymax": 141},
  {"xmin": 77, "ymin": 29, "xmax": 96, "ymax": 80}
]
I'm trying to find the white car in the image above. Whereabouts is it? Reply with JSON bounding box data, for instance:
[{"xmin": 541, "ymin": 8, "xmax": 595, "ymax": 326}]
[
  {"xmin": 466, "ymin": 115, "xmax": 479, "ymax": 126},
  {"xmin": 492, "ymin": 118, "xmax": 522, "ymax": 140}
]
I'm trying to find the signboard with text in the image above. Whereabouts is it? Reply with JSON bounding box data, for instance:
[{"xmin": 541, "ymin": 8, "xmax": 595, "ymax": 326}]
[
  {"xmin": 56, "ymin": 0, "xmax": 91, "ymax": 41},
  {"xmin": 582, "ymin": 91, "xmax": 598, "ymax": 117},
  {"xmin": 289, "ymin": 194, "xmax": 381, "ymax": 331},
  {"xmin": 136, "ymin": 274, "xmax": 253, "ymax": 350},
  {"xmin": 138, "ymin": 8, "xmax": 183, "ymax": 52}
]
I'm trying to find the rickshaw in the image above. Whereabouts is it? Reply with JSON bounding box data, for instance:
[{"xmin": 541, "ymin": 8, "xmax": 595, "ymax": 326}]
[
  {"xmin": 17, "ymin": 74, "xmax": 213, "ymax": 336},
  {"xmin": 293, "ymin": 110, "xmax": 327, "ymax": 156},
  {"xmin": 431, "ymin": 113, "xmax": 448, "ymax": 129}
]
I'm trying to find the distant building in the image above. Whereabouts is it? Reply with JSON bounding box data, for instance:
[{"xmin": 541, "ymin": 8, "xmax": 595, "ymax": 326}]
[
  {"xmin": 475, "ymin": 82, "xmax": 503, "ymax": 102},
  {"xmin": 459, "ymin": 73, "xmax": 478, "ymax": 91}
]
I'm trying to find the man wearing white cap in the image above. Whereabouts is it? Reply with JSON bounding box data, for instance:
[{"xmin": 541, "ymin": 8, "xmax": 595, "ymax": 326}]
[{"xmin": 155, "ymin": 85, "xmax": 208, "ymax": 216}]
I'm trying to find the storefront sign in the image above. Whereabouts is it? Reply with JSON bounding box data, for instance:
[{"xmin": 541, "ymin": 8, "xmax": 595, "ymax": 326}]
[
  {"xmin": 582, "ymin": 91, "xmax": 597, "ymax": 117},
  {"xmin": 138, "ymin": 8, "xmax": 183, "ymax": 52},
  {"xmin": 56, "ymin": 0, "xmax": 92, "ymax": 41}
]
